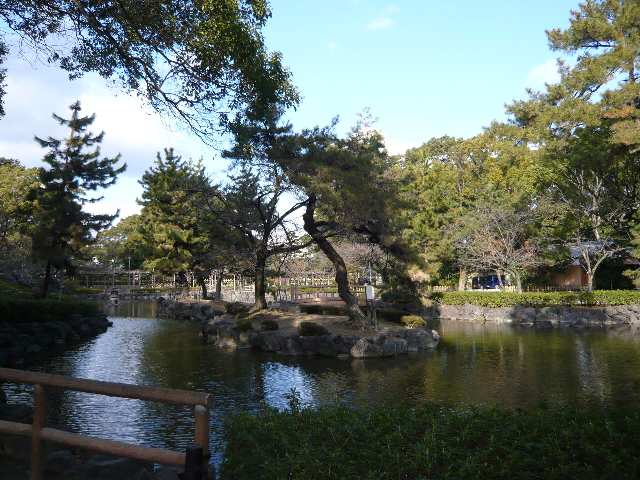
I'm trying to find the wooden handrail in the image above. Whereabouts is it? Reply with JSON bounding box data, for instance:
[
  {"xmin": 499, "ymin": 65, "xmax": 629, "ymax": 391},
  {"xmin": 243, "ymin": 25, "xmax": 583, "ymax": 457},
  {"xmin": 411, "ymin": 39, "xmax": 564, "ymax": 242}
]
[
  {"xmin": 0, "ymin": 368, "xmax": 212, "ymax": 479},
  {"xmin": 0, "ymin": 368, "xmax": 211, "ymax": 406}
]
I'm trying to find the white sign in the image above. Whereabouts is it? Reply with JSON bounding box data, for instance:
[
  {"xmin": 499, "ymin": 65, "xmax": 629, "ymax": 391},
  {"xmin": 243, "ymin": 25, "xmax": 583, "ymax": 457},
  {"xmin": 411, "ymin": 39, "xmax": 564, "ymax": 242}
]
[{"xmin": 365, "ymin": 285, "xmax": 375, "ymax": 301}]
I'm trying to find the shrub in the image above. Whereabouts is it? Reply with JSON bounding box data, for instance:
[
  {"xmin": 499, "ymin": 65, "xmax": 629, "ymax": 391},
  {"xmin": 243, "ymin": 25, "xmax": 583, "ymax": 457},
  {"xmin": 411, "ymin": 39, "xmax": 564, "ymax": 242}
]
[
  {"xmin": 222, "ymin": 404, "xmax": 640, "ymax": 480},
  {"xmin": 261, "ymin": 319, "xmax": 279, "ymax": 331},
  {"xmin": 0, "ymin": 296, "xmax": 102, "ymax": 324},
  {"xmin": 298, "ymin": 322, "xmax": 329, "ymax": 336},
  {"xmin": 234, "ymin": 318, "xmax": 253, "ymax": 332},
  {"xmin": 429, "ymin": 290, "xmax": 640, "ymax": 307},
  {"xmin": 400, "ymin": 314, "xmax": 426, "ymax": 328}
]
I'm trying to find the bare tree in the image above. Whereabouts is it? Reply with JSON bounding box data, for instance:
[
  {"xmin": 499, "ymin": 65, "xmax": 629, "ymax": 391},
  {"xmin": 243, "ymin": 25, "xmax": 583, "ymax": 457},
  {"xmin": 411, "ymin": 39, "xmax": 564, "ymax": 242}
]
[{"xmin": 456, "ymin": 206, "xmax": 542, "ymax": 293}]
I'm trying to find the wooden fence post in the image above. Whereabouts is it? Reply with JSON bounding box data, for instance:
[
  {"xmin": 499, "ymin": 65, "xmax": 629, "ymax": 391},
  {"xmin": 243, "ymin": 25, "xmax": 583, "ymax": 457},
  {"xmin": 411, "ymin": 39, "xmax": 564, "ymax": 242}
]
[
  {"xmin": 31, "ymin": 384, "xmax": 46, "ymax": 480},
  {"xmin": 194, "ymin": 404, "xmax": 211, "ymax": 479}
]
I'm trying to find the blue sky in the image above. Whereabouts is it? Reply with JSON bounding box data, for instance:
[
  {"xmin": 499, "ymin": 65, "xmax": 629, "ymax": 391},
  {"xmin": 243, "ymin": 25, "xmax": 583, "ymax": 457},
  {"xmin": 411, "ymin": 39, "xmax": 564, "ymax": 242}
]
[{"xmin": 0, "ymin": 0, "xmax": 578, "ymax": 219}]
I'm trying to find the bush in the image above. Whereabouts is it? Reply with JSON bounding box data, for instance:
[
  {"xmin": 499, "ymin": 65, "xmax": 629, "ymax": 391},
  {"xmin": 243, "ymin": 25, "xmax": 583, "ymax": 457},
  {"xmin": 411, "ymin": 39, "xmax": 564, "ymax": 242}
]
[
  {"xmin": 261, "ymin": 319, "xmax": 279, "ymax": 331},
  {"xmin": 400, "ymin": 314, "xmax": 426, "ymax": 328},
  {"xmin": 0, "ymin": 297, "xmax": 101, "ymax": 323},
  {"xmin": 234, "ymin": 318, "xmax": 253, "ymax": 332},
  {"xmin": 298, "ymin": 322, "xmax": 329, "ymax": 336},
  {"xmin": 429, "ymin": 290, "xmax": 640, "ymax": 307},
  {"xmin": 222, "ymin": 403, "xmax": 640, "ymax": 480}
]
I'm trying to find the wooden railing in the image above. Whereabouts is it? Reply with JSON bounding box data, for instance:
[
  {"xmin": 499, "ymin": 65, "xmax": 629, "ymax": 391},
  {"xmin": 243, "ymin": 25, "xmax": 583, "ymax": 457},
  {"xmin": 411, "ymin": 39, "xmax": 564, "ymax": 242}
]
[{"xmin": 0, "ymin": 368, "xmax": 212, "ymax": 480}]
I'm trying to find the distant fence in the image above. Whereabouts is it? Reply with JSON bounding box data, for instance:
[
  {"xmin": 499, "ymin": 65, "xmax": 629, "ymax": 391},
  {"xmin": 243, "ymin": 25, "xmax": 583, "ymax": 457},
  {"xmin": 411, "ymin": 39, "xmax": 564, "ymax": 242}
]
[{"xmin": 0, "ymin": 368, "xmax": 212, "ymax": 480}]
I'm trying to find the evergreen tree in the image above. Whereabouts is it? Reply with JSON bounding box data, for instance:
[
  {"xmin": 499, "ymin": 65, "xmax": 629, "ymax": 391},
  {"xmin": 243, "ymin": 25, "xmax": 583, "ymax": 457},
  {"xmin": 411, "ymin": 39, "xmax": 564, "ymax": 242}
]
[{"xmin": 30, "ymin": 101, "xmax": 125, "ymax": 297}]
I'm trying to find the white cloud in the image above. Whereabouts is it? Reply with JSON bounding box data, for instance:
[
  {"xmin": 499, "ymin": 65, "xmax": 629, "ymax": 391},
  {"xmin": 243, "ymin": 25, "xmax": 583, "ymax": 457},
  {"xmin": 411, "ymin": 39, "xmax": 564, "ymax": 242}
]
[
  {"xmin": 367, "ymin": 16, "xmax": 395, "ymax": 31},
  {"xmin": 525, "ymin": 59, "xmax": 561, "ymax": 91},
  {"xmin": 327, "ymin": 41, "xmax": 339, "ymax": 50},
  {"xmin": 0, "ymin": 52, "xmax": 226, "ymax": 222}
]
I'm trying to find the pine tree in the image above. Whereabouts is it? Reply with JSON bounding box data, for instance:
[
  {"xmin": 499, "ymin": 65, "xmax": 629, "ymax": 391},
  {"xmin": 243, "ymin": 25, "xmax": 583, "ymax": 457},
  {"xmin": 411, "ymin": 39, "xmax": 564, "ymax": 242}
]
[{"xmin": 30, "ymin": 101, "xmax": 126, "ymax": 297}]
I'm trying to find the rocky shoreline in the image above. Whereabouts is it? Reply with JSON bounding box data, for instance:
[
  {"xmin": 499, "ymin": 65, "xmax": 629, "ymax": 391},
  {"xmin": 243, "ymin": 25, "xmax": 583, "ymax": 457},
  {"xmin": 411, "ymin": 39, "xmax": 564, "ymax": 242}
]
[
  {"xmin": 422, "ymin": 303, "xmax": 640, "ymax": 328},
  {"xmin": 158, "ymin": 299, "xmax": 440, "ymax": 358},
  {"xmin": 0, "ymin": 312, "xmax": 112, "ymax": 368}
]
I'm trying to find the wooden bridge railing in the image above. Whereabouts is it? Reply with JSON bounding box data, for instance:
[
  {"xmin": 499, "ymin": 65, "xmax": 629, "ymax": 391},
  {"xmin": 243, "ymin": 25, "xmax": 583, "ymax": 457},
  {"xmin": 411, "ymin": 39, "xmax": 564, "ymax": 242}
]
[{"xmin": 0, "ymin": 368, "xmax": 212, "ymax": 480}]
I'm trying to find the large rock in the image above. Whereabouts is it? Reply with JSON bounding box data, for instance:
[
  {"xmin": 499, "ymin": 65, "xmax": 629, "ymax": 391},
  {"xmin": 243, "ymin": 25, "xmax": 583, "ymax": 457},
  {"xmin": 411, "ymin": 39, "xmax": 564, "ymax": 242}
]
[
  {"xmin": 400, "ymin": 328, "xmax": 440, "ymax": 352},
  {"xmin": 350, "ymin": 334, "xmax": 408, "ymax": 358},
  {"xmin": 84, "ymin": 454, "xmax": 153, "ymax": 480}
]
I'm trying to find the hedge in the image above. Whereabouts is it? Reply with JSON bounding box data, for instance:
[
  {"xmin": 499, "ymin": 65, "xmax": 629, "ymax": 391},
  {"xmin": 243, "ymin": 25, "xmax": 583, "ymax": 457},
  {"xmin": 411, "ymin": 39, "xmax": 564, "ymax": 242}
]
[
  {"xmin": 0, "ymin": 297, "xmax": 101, "ymax": 323},
  {"xmin": 429, "ymin": 290, "xmax": 640, "ymax": 308},
  {"xmin": 221, "ymin": 403, "xmax": 640, "ymax": 480}
]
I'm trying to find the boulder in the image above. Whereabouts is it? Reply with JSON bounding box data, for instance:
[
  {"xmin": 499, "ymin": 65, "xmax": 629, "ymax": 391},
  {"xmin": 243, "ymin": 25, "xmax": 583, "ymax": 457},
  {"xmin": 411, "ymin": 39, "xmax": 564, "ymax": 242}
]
[
  {"xmin": 46, "ymin": 450, "xmax": 76, "ymax": 474},
  {"xmin": 350, "ymin": 334, "xmax": 407, "ymax": 358},
  {"xmin": 84, "ymin": 454, "xmax": 153, "ymax": 480},
  {"xmin": 401, "ymin": 328, "xmax": 440, "ymax": 352}
]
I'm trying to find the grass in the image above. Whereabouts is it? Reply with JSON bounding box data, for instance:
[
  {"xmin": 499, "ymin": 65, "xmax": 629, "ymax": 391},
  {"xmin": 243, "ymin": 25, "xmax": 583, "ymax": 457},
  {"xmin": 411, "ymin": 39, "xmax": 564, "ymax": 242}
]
[{"xmin": 222, "ymin": 401, "xmax": 640, "ymax": 480}]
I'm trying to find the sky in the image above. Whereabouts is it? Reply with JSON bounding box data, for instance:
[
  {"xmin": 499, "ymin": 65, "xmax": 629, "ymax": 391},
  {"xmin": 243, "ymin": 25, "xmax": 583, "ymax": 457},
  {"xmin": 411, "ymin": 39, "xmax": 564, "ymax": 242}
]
[{"xmin": 0, "ymin": 0, "xmax": 578, "ymax": 220}]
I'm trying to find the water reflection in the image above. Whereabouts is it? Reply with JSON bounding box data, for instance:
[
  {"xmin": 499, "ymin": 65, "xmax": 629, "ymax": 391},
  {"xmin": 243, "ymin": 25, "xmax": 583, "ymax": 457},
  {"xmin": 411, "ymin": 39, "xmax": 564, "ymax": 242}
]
[{"xmin": 7, "ymin": 301, "xmax": 640, "ymax": 466}]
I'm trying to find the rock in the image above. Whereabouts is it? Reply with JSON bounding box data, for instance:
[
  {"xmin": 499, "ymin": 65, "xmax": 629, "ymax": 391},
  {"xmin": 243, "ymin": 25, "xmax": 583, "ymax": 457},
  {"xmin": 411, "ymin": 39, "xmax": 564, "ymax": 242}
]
[
  {"xmin": 153, "ymin": 466, "xmax": 182, "ymax": 480},
  {"xmin": 85, "ymin": 455, "xmax": 153, "ymax": 480},
  {"xmin": 350, "ymin": 337, "xmax": 384, "ymax": 358},
  {"xmin": 298, "ymin": 322, "xmax": 330, "ymax": 336},
  {"xmin": 401, "ymin": 328, "xmax": 440, "ymax": 352},
  {"xmin": 350, "ymin": 334, "xmax": 409, "ymax": 358},
  {"xmin": 46, "ymin": 449, "xmax": 76, "ymax": 474},
  {"xmin": 380, "ymin": 336, "xmax": 408, "ymax": 356},
  {"xmin": 279, "ymin": 336, "xmax": 305, "ymax": 356}
]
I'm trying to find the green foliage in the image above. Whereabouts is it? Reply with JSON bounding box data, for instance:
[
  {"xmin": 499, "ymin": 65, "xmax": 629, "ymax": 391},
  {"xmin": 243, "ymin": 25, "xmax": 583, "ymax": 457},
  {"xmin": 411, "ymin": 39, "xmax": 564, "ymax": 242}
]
[
  {"xmin": 89, "ymin": 214, "xmax": 150, "ymax": 270},
  {"xmin": 0, "ymin": 159, "xmax": 38, "ymax": 251},
  {"xmin": 222, "ymin": 403, "xmax": 640, "ymax": 480},
  {"xmin": 298, "ymin": 321, "xmax": 329, "ymax": 336},
  {"xmin": 29, "ymin": 101, "xmax": 125, "ymax": 296},
  {"xmin": 0, "ymin": 0, "xmax": 297, "ymax": 138},
  {"xmin": 0, "ymin": 296, "xmax": 101, "ymax": 323},
  {"xmin": 429, "ymin": 290, "xmax": 640, "ymax": 307},
  {"xmin": 400, "ymin": 314, "xmax": 426, "ymax": 329}
]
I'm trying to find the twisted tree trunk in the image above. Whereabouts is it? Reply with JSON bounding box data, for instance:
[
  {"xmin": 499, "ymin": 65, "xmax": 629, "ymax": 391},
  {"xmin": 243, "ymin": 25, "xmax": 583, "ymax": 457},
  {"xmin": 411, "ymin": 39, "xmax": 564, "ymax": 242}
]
[{"xmin": 303, "ymin": 195, "xmax": 367, "ymax": 325}]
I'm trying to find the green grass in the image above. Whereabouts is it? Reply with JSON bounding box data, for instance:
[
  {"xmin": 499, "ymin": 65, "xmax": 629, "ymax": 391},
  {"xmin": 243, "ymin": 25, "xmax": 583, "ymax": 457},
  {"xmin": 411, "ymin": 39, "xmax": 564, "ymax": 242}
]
[
  {"xmin": 430, "ymin": 290, "xmax": 640, "ymax": 307},
  {"xmin": 222, "ymin": 402, "xmax": 640, "ymax": 480}
]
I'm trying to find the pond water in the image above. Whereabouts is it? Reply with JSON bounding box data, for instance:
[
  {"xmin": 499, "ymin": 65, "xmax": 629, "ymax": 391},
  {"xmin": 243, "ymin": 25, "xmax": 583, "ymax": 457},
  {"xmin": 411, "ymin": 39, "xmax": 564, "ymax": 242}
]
[{"xmin": 6, "ymin": 301, "xmax": 640, "ymax": 467}]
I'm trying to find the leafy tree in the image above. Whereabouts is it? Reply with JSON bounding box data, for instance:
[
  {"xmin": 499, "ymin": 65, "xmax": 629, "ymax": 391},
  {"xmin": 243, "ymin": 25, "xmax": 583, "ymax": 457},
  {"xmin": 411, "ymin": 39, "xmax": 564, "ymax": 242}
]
[
  {"xmin": 89, "ymin": 214, "xmax": 150, "ymax": 270},
  {"xmin": 29, "ymin": 101, "xmax": 125, "ymax": 297},
  {"xmin": 215, "ymin": 164, "xmax": 311, "ymax": 311},
  {"xmin": 138, "ymin": 149, "xmax": 221, "ymax": 296},
  {"xmin": 0, "ymin": 158, "xmax": 38, "ymax": 250},
  {"xmin": 0, "ymin": 0, "xmax": 297, "ymax": 136},
  {"xmin": 545, "ymin": 0, "xmax": 640, "ymax": 148}
]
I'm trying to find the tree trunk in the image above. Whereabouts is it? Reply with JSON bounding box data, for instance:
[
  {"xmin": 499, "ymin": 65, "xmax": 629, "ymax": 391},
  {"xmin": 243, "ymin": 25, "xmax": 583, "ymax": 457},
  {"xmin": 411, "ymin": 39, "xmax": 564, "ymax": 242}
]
[
  {"xmin": 457, "ymin": 267, "xmax": 467, "ymax": 291},
  {"xmin": 197, "ymin": 276, "xmax": 207, "ymax": 299},
  {"xmin": 40, "ymin": 261, "xmax": 52, "ymax": 299},
  {"xmin": 586, "ymin": 272, "xmax": 594, "ymax": 292},
  {"xmin": 215, "ymin": 272, "xmax": 223, "ymax": 300},
  {"xmin": 303, "ymin": 195, "xmax": 368, "ymax": 325},
  {"xmin": 513, "ymin": 272, "xmax": 523, "ymax": 293},
  {"xmin": 253, "ymin": 250, "xmax": 268, "ymax": 311}
]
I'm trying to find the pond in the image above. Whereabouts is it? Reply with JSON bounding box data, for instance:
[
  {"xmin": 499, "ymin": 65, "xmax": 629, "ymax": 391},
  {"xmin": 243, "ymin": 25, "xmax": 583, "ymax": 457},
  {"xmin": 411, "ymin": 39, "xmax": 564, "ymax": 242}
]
[{"xmin": 6, "ymin": 301, "xmax": 640, "ymax": 467}]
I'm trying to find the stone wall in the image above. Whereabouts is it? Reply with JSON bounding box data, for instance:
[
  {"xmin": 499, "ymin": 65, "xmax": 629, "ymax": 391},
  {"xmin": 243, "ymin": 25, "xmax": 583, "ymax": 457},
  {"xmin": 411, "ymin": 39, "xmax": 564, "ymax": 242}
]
[
  {"xmin": 422, "ymin": 303, "xmax": 640, "ymax": 328},
  {"xmin": 0, "ymin": 312, "xmax": 112, "ymax": 368}
]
